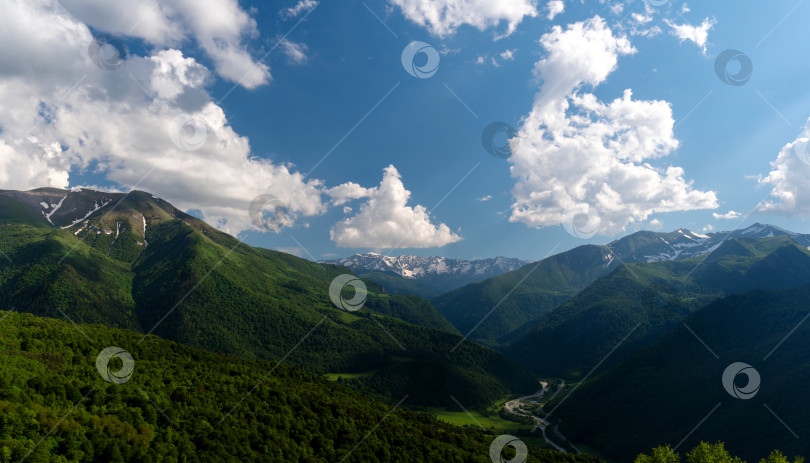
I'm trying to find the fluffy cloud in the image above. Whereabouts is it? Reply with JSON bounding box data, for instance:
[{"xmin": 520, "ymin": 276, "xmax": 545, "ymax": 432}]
[
  {"xmin": 60, "ymin": 0, "xmax": 270, "ymax": 88},
  {"xmin": 758, "ymin": 119, "xmax": 810, "ymax": 217},
  {"xmin": 330, "ymin": 165, "xmax": 462, "ymax": 248},
  {"xmin": 546, "ymin": 0, "xmax": 564, "ymax": 20},
  {"xmin": 0, "ymin": 0, "xmax": 325, "ymax": 236},
  {"xmin": 712, "ymin": 210, "xmax": 741, "ymax": 220},
  {"xmin": 665, "ymin": 18, "xmax": 716, "ymax": 55},
  {"xmin": 508, "ymin": 16, "xmax": 717, "ymax": 235},
  {"xmin": 390, "ymin": 0, "xmax": 538, "ymax": 38},
  {"xmin": 325, "ymin": 182, "xmax": 372, "ymax": 206}
]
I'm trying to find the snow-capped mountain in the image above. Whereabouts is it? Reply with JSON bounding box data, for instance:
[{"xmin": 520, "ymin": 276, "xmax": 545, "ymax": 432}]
[
  {"xmin": 0, "ymin": 187, "xmax": 120, "ymax": 229},
  {"xmin": 322, "ymin": 252, "xmax": 532, "ymax": 279},
  {"xmin": 326, "ymin": 224, "xmax": 810, "ymax": 282},
  {"xmin": 608, "ymin": 223, "xmax": 810, "ymax": 263}
]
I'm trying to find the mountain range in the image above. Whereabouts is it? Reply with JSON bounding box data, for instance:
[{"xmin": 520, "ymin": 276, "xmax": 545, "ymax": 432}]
[
  {"xmin": 555, "ymin": 283, "xmax": 810, "ymax": 461},
  {"xmin": 4, "ymin": 186, "xmax": 810, "ymax": 462},
  {"xmin": 607, "ymin": 224, "xmax": 810, "ymax": 262},
  {"xmin": 504, "ymin": 234, "xmax": 810, "ymax": 378},
  {"xmin": 321, "ymin": 253, "xmax": 531, "ymax": 299},
  {"xmin": 432, "ymin": 223, "xmax": 810, "ymax": 346},
  {"xmin": 0, "ymin": 188, "xmax": 536, "ymax": 409}
]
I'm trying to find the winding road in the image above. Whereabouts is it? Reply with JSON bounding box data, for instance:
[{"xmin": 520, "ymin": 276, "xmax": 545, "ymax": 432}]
[{"xmin": 502, "ymin": 381, "xmax": 576, "ymax": 453}]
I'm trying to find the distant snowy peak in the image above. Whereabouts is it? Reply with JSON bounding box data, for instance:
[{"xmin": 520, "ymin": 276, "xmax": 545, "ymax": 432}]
[
  {"xmin": 609, "ymin": 223, "xmax": 810, "ymax": 263},
  {"xmin": 322, "ymin": 253, "xmax": 532, "ymax": 279},
  {"xmin": 327, "ymin": 224, "xmax": 810, "ymax": 278}
]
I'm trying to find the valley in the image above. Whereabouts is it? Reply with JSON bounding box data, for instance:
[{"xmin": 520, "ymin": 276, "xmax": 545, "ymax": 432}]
[
  {"xmin": 5, "ymin": 1, "xmax": 809, "ymax": 461},
  {"xmin": 2, "ymin": 187, "xmax": 810, "ymax": 462}
]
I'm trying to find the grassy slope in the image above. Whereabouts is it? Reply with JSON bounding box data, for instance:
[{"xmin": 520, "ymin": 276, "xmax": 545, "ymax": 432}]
[{"xmin": 433, "ymin": 245, "xmax": 616, "ymax": 346}]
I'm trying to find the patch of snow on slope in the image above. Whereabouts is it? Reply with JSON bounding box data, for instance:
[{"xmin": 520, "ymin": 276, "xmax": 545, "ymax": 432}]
[
  {"xmin": 60, "ymin": 200, "xmax": 111, "ymax": 229},
  {"xmin": 43, "ymin": 195, "xmax": 67, "ymax": 225},
  {"xmin": 141, "ymin": 213, "xmax": 148, "ymax": 249}
]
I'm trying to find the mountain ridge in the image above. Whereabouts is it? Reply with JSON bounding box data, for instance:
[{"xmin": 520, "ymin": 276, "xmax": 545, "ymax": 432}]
[
  {"xmin": 554, "ymin": 283, "xmax": 810, "ymax": 462},
  {"xmin": 0, "ymin": 187, "xmax": 536, "ymax": 408},
  {"xmin": 503, "ymin": 235, "xmax": 810, "ymax": 378},
  {"xmin": 320, "ymin": 252, "xmax": 533, "ymax": 299},
  {"xmin": 606, "ymin": 223, "xmax": 810, "ymax": 263},
  {"xmin": 322, "ymin": 252, "xmax": 532, "ymax": 278},
  {"xmin": 432, "ymin": 223, "xmax": 810, "ymax": 345}
]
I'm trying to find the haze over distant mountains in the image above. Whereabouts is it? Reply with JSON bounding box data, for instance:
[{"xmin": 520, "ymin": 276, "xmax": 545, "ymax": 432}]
[
  {"xmin": 321, "ymin": 253, "xmax": 532, "ymax": 298},
  {"xmin": 322, "ymin": 252, "xmax": 531, "ymax": 279}
]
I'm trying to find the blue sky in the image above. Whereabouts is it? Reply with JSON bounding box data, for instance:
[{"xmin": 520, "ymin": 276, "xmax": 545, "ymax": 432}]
[{"xmin": 4, "ymin": 0, "xmax": 810, "ymax": 261}]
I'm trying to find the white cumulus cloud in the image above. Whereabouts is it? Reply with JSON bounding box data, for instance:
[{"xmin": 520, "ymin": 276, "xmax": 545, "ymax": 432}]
[
  {"xmin": 330, "ymin": 165, "xmax": 462, "ymax": 248},
  {"xmin": 546, "ymin": 0, "xmax": 564, "ymax": 20},
  {"xmin": 665, "ymin": 17, "xmax": 716, "ymax": 55},
  {"xmin": 712, "ymin": 211, "xmax": 741, "ymax": 220},
  {"xmin": 325, "ymin": 182, "xmax": 372, "ymax": 206},
  {"xmin": 508, "ymin": 16, "xmax": 717, "ymax": 236},
  {"xmin": 59, "ymin": 0, "xmax": 271, "ymax": 89},
  {"xmin": 0, "ymin": 0, "xmax": 326, "ymax": 236},
  {"xmin": 758, "ymin": 119, "xmax": 810, "ymax": 217},
  {"xmin": 390, "ymin": 0, "xmax": 538, "ymax": 38}
]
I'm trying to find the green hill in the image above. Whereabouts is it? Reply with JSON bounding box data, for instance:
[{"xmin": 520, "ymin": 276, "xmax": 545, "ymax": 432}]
[
  {"xmin": 554, "ymin": 283, "xmax": 810, "ymax": 462},
  {"xmin": 0, "ymin": 310, "xmax": 600, "ymax": 463},
  {"xmin": 433, "ymin": 245, "xmax": 617, "ymax": 346},
  {"xmin": 503, "ymin": 236, "xmax": 810, "ymax": 378},
  {"xmin": 0, "ymin": 189, "xmax": 534, "ymax": 407}
]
